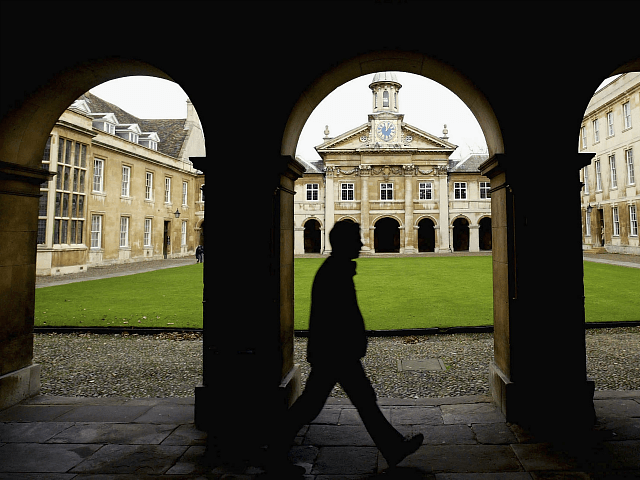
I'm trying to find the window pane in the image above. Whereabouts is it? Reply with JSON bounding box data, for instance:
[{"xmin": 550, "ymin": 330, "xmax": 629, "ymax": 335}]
[
  {"xmin": 70, "ymin": 220, "xmax": 76, "ymax": 244},
  {"xmin": 63, "ymin": 166, "xmax": 70, "ymax": 190},
  {"xmin": 62, "ymin": 193, "xmax": 69, "ymax": 217},
  {"xmin": 77, "ymin": 220, "xmax": 83, "ymax": 244},
  {"xmin": 60, "ymin": 219, "xmax": 68, "ymax": 244},
  {"xmin": 78, "ymin": 195, "xmax": 84, "ymax": 218},
  {"xmin": 37, "ymin": 219, "xmax": 47, "ymax": 245},
  {"xmin": 65, "ymin": 140, "xmax": 72, "ymax": 165},
  {"xmin": 56, "ymin": 165, "xmax": 63, "ymax": 189},
  {"xmin": 53, "ymin": 219, "xmax": 60, "ymax": 244},
  {"xmin": 58, "ymin": 138, "xmax": 64, "ymax": 164},
  {"xmin": 55, "ymin": 191, "xmax": 61, "ymax": 216},
  {"xmin": 39, "ymin": 192, "xmax": 48, "ymax": 217},
  {"xmin": 73, "ymin": 167, "xmax": 78, "ymax": 192},
  {"xmin": 79, "ymin": 170, "xmax": 85, "ymax": 193},
  {"xmin": 80, "ymin": 144, "xmax": 86, "ymax": 168},
  {"xmin": 74, "ymin": 142, "xmax": 80, "ymax": 166}
]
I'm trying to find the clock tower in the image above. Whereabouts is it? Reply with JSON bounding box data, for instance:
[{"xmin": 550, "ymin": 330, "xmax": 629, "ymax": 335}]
[{"xmin": 369, "ymin": 72, "xmax": 403, "ymax": 144}]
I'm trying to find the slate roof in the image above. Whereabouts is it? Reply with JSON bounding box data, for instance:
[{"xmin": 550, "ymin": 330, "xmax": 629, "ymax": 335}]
[
  {"xmin": 296, "ymin": 156, "xmax": 324, "ymax": 174},
  {"xmin": 77, "ymin": 92, "xmax": 188, "ymax": 159},
  {"xmin": 448, "ymin": 154, "xmax": 489, "ymax": 173}
]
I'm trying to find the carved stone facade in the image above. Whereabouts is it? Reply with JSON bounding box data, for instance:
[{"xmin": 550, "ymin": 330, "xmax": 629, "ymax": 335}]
[
  {"xmin": 294, "ymin": 72, "xmax": 491, "ymax": 254},
  {"xmin": 580, "ymin": 73, "xmax": 640, "ymax": 255}
]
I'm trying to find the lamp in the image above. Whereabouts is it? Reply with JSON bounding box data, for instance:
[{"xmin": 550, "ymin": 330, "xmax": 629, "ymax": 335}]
[{"xmin": 174, "ymin": 209, "xmax": 181, "ymax": 218}]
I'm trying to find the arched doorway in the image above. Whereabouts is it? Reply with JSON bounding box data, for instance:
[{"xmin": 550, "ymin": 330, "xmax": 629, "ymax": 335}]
[
  {"xmin": 303, "ymin": 219, "xmax": 321, "ymax": 253},
  {"xmin": 478, "ymin": 217, "xmax": 492, "ymax": 251},
  {"xmin": 374, "ymin": 217, "xmax": 400, "ymax": 253},
  {"xmin": 452, "ymin": 217, "xmax": 470, "ymax": 252},
  {"xmin": 417, "ymin": 218, "xmax": 435, "ymax": 252}
]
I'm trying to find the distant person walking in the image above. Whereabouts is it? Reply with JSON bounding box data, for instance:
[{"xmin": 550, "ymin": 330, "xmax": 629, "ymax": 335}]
[
  {"xmin": 270, "ymin": 220, "xmax": 423, "ymax": 476},
  {"xmin": 195, "ymin": 245, "xmax": 204, "ymax": 263}
]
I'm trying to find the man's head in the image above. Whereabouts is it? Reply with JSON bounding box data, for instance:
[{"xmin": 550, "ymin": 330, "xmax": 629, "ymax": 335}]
[{"xmin": 330, "ymin": 221, "xmax": 363, "ymax": 259}]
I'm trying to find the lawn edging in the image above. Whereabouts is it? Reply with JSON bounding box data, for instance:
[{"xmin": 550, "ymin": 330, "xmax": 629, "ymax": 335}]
[{"xmin": 32, "ymin": 320, "xmax": 640, "ymax": 337}]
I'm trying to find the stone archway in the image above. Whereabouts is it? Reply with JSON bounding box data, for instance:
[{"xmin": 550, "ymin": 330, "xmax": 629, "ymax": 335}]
[
  {"xmin": 452, "ymin": 217, "xmax": 470, "ymax": 252},
  {"xmin": 4, "ymin": 15, "xmax": 634, "ymax": 449},
  {"xmin": 479, "ymin": 217, "xmax": 492, "ymax": 251},
  {"xmin": 417, "ymin": 218, "xmax": 436, "ymax": 252},
  {"xmin": 303, "ymin": 218, "xmax": 321, "ymax": 253},
  {"xmin": 374, "ymin": 217, "xmax": 400, "ymax": 253}
]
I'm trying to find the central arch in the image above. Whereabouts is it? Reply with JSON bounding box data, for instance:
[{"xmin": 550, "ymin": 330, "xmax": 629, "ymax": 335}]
[
  {"xmin": 281, "ymin": 51, "xmax": 504, "ymax": 159},
  {"xmin": 374, "ymin": 217, "xmax": 400, "ymax": 253}
]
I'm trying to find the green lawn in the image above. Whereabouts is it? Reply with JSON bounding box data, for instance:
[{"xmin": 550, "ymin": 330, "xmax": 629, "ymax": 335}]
[
  {"xmin": 294, "ymin": 257, "xmax": 494, "ymax": 330},
  {"xmin": 583, "ymin": 261, "xmax": 640, "ymax": 323},
  {"xmin": 35, "ymin": 264, "xmax": 204, "ymax": 328},
  {"xmin": 34, "ymin": 258, "xmax": 640, "ymax": 330}
]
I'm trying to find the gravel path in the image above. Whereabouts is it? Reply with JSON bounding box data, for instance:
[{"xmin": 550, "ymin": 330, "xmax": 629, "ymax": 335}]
[
  {"xmin": 33, "ymin": 252, "xmax": 640, "ymax": 398},
  {"xmin": 33, "ymin": 327, "xmax": 640, "ymax": 398}
]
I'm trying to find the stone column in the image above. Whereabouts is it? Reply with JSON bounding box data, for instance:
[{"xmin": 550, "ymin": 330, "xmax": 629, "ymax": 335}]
[
  {"xmin": 438, "ymin": 170, "xmax": 450, "ymax": 252},
  {"xmin": 360, "ymin": 166, "xmax": 371, "ymax": 251},
  {"xmin": 294, "ymin": 226, "xmax": 304, "ymax": 254},
  {"xmin": 0, "ymin": 161, "xmax": 54, "ymax": 410},
  {"xmin": 469, "ymin": 224, "xmax": 480, "ymax": 252},
  {"xmin": 324, "ymin": 167, "xmax": 335, "ymax": 253},
  {"xmin": 480, "ymin": 153, "xmax": 596, "ymax": 434},
  {"xmin": 193, "ymin": 156, "xmax": 304, "ymax": 457},
  {"xmin": 404, "ymin": 166, "xmax": 416, "ymax": 253}
]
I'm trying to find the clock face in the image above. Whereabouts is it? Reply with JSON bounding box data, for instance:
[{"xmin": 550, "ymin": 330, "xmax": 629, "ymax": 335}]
[{"xmin": 376, "ymin": 121, "xmax": 396, "ymax": 141}]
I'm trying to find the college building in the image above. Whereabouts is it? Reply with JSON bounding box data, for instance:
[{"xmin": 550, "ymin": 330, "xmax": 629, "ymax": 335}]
[
  {"xmin": 294, "ymin": 72, "xmax": 491, "ymax": 255},
  {"xmin": 36, "ymin": 92, "xmax": 206, "ymax": 275},
  {"xmin": 580, "ymin": 72, "xmax": 639, "ymax": 255}
]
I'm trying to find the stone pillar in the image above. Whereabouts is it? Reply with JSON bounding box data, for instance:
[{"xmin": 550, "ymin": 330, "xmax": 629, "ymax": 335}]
[
  {"xmin": 0, "ymin": 161, "xmax": 54, "ymax": 410},
  {"xmin": 324, "ymin": 167, "xmax": 335, "ymax": 253},
  {"xmin": 404, "ymin": 166, "xmax": 416, "ymax": 253},
  {"xmin": 480, "ymin": 153, "xmax": 596, "ymax": 434},
  {"xmin": 469, "ymin": 225, "xmax": 480, "ymax": 252},
  {"xmin": 193, "ymin": 156, "xmax": 304, "ymax": 458},
  {"xmin": 294, "ymin": 226, "xmax": 304, "ymax": 254},
  {"xmin": 360, "ymin": 166, "xmax": 371, "ymax": 251},
  {"xmin": 438, "ymin": 172, "xmax": 450, "ymax": 252}
]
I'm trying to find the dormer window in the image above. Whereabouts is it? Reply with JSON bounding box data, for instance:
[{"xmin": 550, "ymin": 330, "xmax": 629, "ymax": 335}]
[
  {"xmin": 139, "ymin": 132, "xmax": 160, "ymax": 151},
  {"xmin": 104, "ymin": 123, "xmax": 115, "ymax": 135},
  {"xmin": 115, "ymin": 124, "xmax": 142, "ymax": 144}
]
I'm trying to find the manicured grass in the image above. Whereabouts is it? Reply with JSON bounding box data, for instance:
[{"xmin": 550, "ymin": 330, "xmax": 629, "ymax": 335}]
[
  {"xmin": 294, "ymin": 257, "xmax": 640, "ymax": 330},
  {"xmin": 35, "ymin": 264, "xmax": 204, "ymax": 328},
  {"xmin": 294, "ymin": 257, "xmax": 494, "ymax": 330},
  {"xmin": 34, "ymin": 258, "xmax": 640, "ymax": 330},
  {"xmin": 583, "ymin": 261, "xmax": 640, "ymax": 323}
]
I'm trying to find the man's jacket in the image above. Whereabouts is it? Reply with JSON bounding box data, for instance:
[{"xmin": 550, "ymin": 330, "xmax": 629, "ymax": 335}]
[{"xmin": 306, "ymin": 256, "xmax": 367, "ymax": 365}]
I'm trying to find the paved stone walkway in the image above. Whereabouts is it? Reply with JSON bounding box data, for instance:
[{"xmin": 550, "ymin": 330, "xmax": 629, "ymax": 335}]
[{"xmin": 0, "ymin": 391, "xmax": 639, "ymax": 478}]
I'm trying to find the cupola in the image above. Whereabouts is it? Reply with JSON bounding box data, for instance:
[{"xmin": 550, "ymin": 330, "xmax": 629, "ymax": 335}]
[{"xmin": 369, "ymin": 72, "xmax": 402, "ymax": 113}]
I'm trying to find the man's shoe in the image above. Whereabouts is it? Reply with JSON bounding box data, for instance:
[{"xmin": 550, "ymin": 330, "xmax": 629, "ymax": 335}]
[{"xmin": 385, "ymin": 433, "xmax": 424, "ymax": 468}]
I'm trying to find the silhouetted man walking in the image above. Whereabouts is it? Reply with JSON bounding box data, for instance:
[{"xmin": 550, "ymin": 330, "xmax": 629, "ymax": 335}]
[{"xmin": 270, "ymin": 220, "xmax": 423, "ymax": 476}]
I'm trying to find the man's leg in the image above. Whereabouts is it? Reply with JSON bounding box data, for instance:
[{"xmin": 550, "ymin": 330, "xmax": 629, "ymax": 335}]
[
  {"xmin": 270, "ymin": 366, "xmax": 336, "ymax": 468},
  {"xmin": 338, "ymin": 360, "xmax": 423, "ymax": 467},
  {"xmin": 337, "ymin": 360, "xmax": 404, "ymax": 456}
]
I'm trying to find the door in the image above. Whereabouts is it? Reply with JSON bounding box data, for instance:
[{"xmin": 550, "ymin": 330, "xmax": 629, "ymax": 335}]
[
  {"xmin": 597, "ymin": 209, "xmax": 605, "ymax": 247},
  {"xmin": 163, "ymin": 221, "xmax": 170, "ymax": 259}
]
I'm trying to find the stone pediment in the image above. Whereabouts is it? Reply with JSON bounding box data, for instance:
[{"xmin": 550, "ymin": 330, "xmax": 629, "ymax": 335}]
[
  {"xmin": 315, "ymin": 122, "xmax": 457, "ymax": 154},
  {"xmin": 401, "ymin": 124, "xmax": 457, "ymax": 151},
  {"xmin": 315, "ymin": 123, "xmax": 370, "ymax": 151}
]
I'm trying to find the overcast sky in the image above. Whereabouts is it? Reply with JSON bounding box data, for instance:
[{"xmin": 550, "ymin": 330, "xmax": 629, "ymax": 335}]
[{"xmin": 90, "ymin": 73, "xmax": 620, "ymax": 161}]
